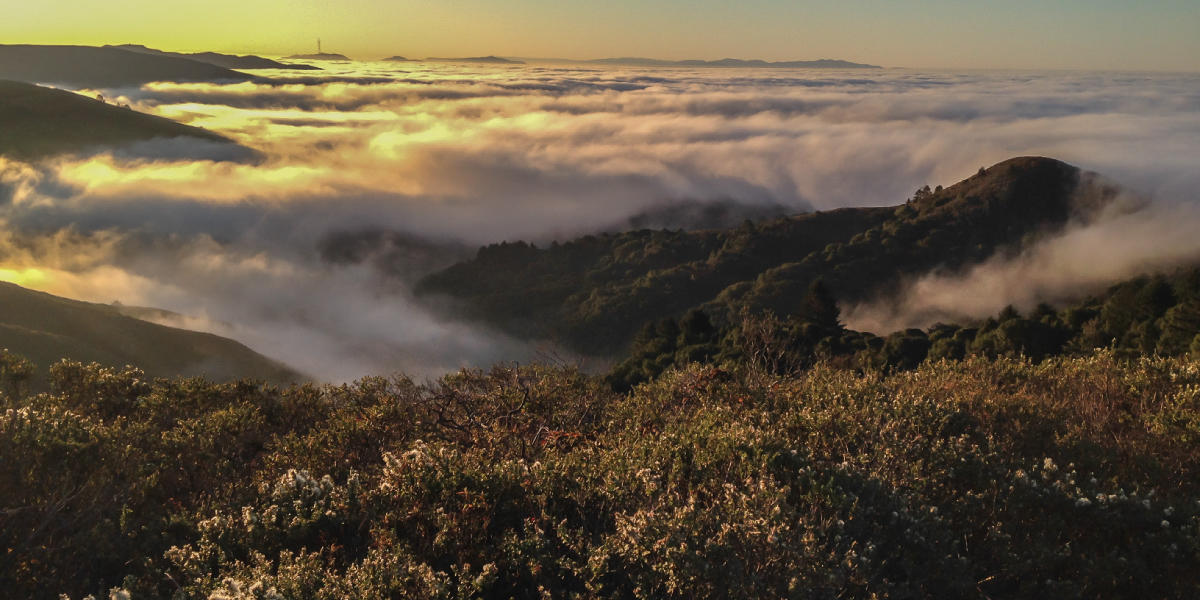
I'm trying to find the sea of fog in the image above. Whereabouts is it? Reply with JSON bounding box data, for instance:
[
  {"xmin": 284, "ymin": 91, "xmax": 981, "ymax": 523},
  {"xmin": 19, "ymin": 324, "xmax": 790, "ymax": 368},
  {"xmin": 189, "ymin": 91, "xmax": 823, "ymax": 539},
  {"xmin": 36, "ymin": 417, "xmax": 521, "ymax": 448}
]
[{"xmin": 1, "ymin": 62, "xmax": 1198, "ymax": 381}]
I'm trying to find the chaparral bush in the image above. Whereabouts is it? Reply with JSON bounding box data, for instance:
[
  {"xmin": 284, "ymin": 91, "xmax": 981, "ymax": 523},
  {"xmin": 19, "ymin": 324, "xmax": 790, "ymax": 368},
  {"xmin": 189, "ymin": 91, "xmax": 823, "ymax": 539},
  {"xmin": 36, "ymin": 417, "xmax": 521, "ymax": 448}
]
[{"xmin": 4, "ymin": 352, "xmax": 1200, "ymax": 598}]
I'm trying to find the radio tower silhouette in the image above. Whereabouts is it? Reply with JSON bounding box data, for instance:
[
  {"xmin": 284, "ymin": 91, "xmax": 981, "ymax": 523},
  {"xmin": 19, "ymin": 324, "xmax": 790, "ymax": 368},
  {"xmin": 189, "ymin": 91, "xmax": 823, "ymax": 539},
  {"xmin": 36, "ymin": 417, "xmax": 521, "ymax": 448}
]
[{"xmin": 318, "ymin": 38, "xmax": 322, "ymax": 53}]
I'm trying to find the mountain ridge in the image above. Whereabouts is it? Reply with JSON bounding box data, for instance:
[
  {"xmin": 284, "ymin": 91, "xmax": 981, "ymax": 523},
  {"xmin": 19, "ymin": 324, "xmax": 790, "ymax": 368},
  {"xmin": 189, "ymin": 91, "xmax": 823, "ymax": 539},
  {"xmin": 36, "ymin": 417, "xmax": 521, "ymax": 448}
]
[
  {"xmin": 107, "ymin": 44, "xmax": 321, "ymax": 70},
  {"xmin": 0, "ymin": 44, "xmax": 255, "ymax": 88}
]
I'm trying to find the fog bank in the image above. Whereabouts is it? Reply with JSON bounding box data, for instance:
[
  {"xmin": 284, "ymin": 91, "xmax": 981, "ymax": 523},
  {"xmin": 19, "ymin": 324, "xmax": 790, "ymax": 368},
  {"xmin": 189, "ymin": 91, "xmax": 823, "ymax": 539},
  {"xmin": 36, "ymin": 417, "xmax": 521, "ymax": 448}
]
[{"xmin": 2, "ymin": 64, "xmax": 1198, "ymax": 379}]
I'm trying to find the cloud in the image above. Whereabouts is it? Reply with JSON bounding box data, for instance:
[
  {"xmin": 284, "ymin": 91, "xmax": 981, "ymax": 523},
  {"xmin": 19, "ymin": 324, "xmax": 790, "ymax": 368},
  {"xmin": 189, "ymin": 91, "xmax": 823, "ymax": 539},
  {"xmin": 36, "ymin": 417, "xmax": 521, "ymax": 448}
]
[
  {"xmin": 0, "ymin": 218, "xmax": 536, "ymax": 382},
  {"xmin": 1, "ymin": 65, "xmax": 1198, "ymax": 379}
]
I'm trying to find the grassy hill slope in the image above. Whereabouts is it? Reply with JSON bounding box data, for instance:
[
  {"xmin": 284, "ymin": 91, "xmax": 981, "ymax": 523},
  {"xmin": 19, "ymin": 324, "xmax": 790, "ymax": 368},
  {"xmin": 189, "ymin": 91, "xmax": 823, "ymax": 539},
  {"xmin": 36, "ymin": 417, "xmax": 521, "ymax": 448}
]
[
  {"xmin": 0, "ymin": 79, "xmax": 234, "ymax": 159},
  {"xmin": 0, "ymin": 281, "xmax": 301, "ymax": 384}
]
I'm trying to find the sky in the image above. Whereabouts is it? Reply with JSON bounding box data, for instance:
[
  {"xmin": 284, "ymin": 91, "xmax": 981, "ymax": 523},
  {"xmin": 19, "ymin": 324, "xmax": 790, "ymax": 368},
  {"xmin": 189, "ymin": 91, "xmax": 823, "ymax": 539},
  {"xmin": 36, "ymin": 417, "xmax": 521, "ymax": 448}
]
[{"xmin": 3, "ymin": 0, "xmax": 1198, "ymax": 71}]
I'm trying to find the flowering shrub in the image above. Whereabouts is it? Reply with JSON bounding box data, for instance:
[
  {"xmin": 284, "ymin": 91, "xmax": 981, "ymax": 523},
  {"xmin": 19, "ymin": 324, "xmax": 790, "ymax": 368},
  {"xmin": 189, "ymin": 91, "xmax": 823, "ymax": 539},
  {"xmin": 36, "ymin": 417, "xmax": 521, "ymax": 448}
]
[{"xmin": 3, "ymin": 356, "xmax": 1200, "ymax": 598}]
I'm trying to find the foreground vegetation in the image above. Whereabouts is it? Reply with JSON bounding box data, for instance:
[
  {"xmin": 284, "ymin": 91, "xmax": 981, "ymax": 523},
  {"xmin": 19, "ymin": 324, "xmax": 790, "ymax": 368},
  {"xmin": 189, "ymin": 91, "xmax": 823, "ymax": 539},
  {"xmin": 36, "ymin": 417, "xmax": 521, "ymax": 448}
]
[{"xmin": 4, "ymin": 348, "xmax": 1200, "ymax": 598}]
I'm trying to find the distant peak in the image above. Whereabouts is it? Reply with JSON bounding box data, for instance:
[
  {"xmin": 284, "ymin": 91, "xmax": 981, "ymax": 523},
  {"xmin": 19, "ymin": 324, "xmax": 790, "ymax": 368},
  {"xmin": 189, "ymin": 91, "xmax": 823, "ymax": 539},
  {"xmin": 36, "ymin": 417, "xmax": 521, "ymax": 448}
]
[
  {"xmin": 424, "ymin": 56, "xmax": 524, "ymax": 64},
  {"xmin": 983, "ymin": 156, "xmax": 1074, "ymax": 171}
]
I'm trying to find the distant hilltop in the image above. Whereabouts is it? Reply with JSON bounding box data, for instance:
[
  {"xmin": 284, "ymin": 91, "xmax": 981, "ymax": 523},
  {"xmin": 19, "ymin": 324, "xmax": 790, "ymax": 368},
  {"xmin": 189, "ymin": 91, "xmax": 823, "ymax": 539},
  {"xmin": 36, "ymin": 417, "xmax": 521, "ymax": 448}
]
[
  {"xmin": 425, "ymin": 56, "xmax": 524, "ymax": 65},
  {"xmin": 107, "ymin": 44, "xmax": 321, "ymax": 70},
  {"xmin": 0, "ymin": 44, "xmax": 255, "ymax": 88},
  {"xmin": 383, "ymin": 56, "xmax": 411, "ymax": 62},
  {"xmin": 285, "ymin": 52, "xmax": 352, "ymax": 61},
  {"xmin": 587, "ymin": 57, "xmax": 882, "ymax": 69}
]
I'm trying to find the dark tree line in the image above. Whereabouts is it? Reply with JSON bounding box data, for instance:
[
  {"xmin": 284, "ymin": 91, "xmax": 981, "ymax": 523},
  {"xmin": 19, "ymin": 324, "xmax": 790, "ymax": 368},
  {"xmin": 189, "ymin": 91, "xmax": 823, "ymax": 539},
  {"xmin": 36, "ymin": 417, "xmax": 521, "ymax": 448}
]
[{"xmin": 610, "ymin": 269, "xmax": 1200, "ymax": 391}]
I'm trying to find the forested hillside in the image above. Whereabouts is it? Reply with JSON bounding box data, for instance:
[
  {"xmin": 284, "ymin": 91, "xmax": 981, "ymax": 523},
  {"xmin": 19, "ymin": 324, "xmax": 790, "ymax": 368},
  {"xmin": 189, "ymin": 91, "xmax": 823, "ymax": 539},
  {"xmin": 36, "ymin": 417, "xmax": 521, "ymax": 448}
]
[
  {"xmin": 608, "ymin": 265, "xmax": 1200, "ymax": 391},
  {"xmin": 417, "ymin": 157, "xmax": 1117, "ymax": 354}
]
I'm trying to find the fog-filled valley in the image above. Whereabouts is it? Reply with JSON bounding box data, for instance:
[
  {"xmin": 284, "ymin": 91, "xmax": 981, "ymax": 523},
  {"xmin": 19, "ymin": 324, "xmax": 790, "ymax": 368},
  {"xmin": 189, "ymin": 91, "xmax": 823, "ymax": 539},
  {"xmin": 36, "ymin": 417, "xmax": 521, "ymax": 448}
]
[{"xmin": 3, "ymin": 59, "xmax": 1199, "ymax": 381}]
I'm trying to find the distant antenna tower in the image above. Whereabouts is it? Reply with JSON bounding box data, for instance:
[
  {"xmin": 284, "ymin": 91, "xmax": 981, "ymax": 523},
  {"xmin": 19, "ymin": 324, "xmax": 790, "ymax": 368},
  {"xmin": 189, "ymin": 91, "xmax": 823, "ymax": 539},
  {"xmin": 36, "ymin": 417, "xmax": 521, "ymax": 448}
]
[{"xmin": 318, "ymin": 38, "xmax": 322, "ymax": 54}]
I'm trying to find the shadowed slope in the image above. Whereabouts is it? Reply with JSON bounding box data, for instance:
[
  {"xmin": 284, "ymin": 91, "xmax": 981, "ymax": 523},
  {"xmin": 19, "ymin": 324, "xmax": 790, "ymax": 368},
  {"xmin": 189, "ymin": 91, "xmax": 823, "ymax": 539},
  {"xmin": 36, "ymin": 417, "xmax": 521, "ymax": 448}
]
[
  {"xmin": 0, "ymin": 281, "xmax": 302, "ymax": 385},
  {"xmin": 0, "ymin": 80, "xmax": 241, "ymax": 159}
]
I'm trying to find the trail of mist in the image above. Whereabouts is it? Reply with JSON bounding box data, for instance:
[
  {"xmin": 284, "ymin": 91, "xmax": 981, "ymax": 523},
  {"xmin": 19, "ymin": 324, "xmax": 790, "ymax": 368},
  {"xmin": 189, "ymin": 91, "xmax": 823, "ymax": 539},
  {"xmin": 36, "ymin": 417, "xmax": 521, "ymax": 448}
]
[{"xmin": 844, "ymin": 183, "xmax": 1200, "ymax": 333}]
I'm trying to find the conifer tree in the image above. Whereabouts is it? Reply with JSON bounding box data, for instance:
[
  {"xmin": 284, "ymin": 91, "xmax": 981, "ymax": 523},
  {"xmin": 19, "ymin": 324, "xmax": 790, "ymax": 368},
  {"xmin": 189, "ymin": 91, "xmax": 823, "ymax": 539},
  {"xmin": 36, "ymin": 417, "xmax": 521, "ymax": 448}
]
[
  {"xmin": 798, "ymin": 279, "xmax": 842, "ymax": 334},
  {"xmin": 1159, "ymin": 298, "xmax": 1200, "ymax": 355}
]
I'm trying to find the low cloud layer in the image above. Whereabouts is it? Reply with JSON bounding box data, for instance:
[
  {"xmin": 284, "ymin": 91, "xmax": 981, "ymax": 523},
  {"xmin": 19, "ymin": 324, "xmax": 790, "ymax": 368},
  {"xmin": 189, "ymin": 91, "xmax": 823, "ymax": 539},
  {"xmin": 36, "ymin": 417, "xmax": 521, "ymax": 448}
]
[{"xmin": 3, "ymin": 63, "xmax": 1199, "ymax": 379}]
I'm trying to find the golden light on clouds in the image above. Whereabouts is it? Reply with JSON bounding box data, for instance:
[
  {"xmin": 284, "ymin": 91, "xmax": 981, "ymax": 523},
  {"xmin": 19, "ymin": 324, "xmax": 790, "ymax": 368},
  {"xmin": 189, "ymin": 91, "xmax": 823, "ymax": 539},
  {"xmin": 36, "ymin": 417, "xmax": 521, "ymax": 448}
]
[
  {"xmin": 0, "ymin": 267, "xmax": 47, "ymax": 287},
  {"xmin": 56, "ymin": 156, "xmax": 337, "ymax": 202}
]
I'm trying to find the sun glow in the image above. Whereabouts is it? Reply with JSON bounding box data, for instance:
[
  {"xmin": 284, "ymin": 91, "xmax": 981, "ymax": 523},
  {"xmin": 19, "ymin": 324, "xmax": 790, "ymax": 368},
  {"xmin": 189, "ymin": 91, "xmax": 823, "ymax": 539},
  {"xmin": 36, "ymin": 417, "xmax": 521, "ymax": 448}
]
[
  {"xmin": 55, "ymin": 157, "xmax": 335, "ymax": 201},
  {"xmin": 0, "ymin": 267, "xmax": 47, "ymax": 287}
]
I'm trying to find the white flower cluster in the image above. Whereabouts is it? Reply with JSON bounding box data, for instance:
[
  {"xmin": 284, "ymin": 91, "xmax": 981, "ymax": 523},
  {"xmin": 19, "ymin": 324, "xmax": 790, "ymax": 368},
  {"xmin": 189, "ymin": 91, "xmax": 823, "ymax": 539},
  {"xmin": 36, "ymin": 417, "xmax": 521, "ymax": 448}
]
[
  {"xmin": 272, "ymin": 468, "xmax": 334, "ymax": 500},
  {"xmin": 207, "ymin": 577, "xmax": 284, "ymax": 600},
  {"xmin": 57, "ymin": 588, "xmax": 130, "ymax": 600}
]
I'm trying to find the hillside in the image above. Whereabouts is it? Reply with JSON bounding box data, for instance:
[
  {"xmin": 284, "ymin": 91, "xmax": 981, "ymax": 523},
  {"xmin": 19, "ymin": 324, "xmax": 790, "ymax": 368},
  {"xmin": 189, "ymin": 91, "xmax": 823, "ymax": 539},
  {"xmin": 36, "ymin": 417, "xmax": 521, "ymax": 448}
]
[
  {"xmin": 0, "ymin": 80, "xmax": 238, "ymax": 159},
  {"xmin": 0, "ymin": 281, "xmax": 302, "ymax": 385},
  {"xmin": 107, "ymin": 44, "xmax": 321, "ymax": 70},
  {"xmin": 417, "ymin": 157, "xmax": 1113, "ymax": 354},
  {"xmin": 605, "ymin": 259, "xmax": 1200, "ymax": 390},
  {"xmin": 0, "ymin": 44, "xmax": 255, "ymax": 88}
]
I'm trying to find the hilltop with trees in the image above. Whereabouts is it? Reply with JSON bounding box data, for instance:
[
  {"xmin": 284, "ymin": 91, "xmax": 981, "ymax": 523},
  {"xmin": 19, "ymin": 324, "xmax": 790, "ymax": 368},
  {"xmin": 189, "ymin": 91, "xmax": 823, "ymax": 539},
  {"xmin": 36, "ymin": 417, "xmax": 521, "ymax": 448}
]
[{"xmin": 416, "ymin": 157, "xmax": 1116, "ymax": 356}]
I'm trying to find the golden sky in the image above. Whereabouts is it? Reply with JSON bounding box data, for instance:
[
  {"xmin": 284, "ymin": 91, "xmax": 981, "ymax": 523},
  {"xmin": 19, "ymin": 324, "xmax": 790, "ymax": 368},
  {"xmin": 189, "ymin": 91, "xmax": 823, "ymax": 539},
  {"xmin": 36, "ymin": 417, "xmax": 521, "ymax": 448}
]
[{"xmin": 3, "ymin": 0, "xmax": 1198, "ymax": 70}]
